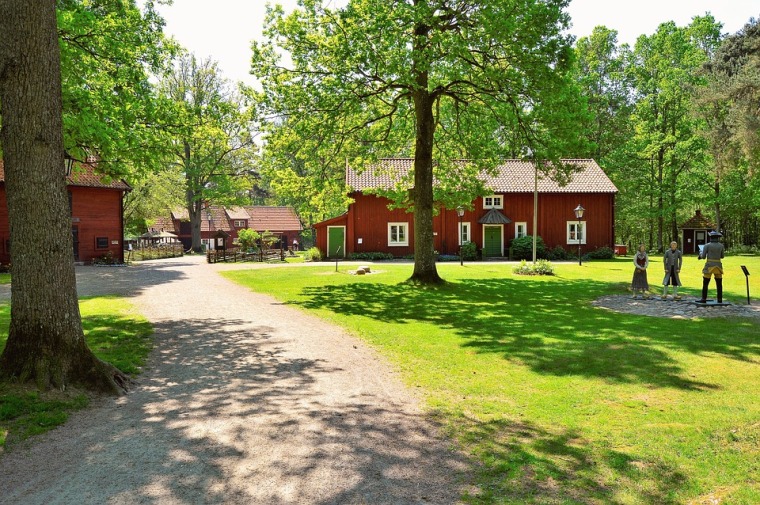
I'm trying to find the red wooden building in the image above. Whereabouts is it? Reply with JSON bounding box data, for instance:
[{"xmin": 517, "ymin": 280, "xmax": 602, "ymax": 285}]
[
  {"xmin": 0, "ymin": 160, "xmax": 131, "ymax": 264},
  {"xmin": 679, "ymin": 210, "xmax": 715, "ymax": 255},
  {"xmin": 314, "ymin": 158, "xmax": 618, "ymax": 259},
  {"xmin": 151, "ymin": 205, "xmax": 303, "ymax": 250}
]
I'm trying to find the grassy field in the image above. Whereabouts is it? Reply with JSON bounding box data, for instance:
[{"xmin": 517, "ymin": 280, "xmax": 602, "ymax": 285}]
[
  {"xmin": 0, "ymin": 296, "xmax": 152, "ymax": 449},
  {"xmin": 223, "ymin": 255, "xmax": 760, "ymax": 505}
]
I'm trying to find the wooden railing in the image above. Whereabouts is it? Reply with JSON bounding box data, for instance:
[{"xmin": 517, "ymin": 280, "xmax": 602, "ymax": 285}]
[{"xmin": 206, "ymin": 247, "xmax": 285, "ymax": 264}]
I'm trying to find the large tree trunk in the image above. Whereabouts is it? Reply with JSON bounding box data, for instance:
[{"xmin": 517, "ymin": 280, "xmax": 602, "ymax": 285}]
[
  {"xmin": 0, "ymin": 2, "xmax": 127, "ymax": 393},
  {"xmin": 408, "ymin": 21, "xmax": 441, "ymax": 285},
  {"xmin": 409, "ymin": 91, "xmax": 440, "ymax": 284},
  {"xmin": 183, "ymin": 142, "xmax": 204, "ymax": 253}
]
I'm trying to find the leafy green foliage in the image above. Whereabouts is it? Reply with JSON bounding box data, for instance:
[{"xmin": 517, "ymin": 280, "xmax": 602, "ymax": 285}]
[
  {"xmin": 512, "ymin": 259, "xmax": 555, "ymax": 275},
  {"xmin": 304, "ymin": 247, "xmax": 322, "ymax": 262},
  {"xmin": 509, "ymin": 235, "xmax": 546, "ymax": 261},
  {"xmin": 252, "ymin": 0, "xmax": 589, "ymax": 282},
  {"xmin": 57, "ymin": 0, "xmax": 177, "ymax": 177},
  {"xmin": 546, "ymin": 245, "xmax": 570, "ymax": 261},
  {"xmin": 348, "ymin": 252, "xmax": 394, "ymax": 261},
  {"xmin": 237, "ymin": 228, "xmax": 260, "ymax": 251},
  {"xmin": 159, "ymin": 53, "xmax": 258, "ymax": 251},
  {"xmin": 586, "ymin": 246, "xmax": 615, "ymax": 259},
  {"xmin": 460, "ymin": 241, "xmax": 477, "ymax": 261}
]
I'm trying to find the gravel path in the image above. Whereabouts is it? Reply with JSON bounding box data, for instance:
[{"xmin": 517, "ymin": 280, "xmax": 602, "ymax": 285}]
[{"xmin": 0, "ymin": 256, "xmax": 469, "ymax": 504}]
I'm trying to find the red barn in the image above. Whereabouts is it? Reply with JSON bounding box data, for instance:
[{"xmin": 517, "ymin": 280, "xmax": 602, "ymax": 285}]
[
  {"xmin": 151, "ymin": 205, "xmax": 303, "ymax": 251},
  {"xmin": 0, "ymin": 160, "xmax": 131, "ymax": 264},
  {"xmin": 314, "ymin": 158, "xmax": 618, "ymax": 259}
]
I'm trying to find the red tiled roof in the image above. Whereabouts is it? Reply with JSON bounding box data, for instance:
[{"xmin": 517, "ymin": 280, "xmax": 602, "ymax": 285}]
[
  {"xmin": 346, "ymin": 158, "xmax": 618, "ymax": 194},
  {"xmin": 680, "ymin": 210, "xmax": 714, "ymax": 229},
  {"xmin": 167, "ymin": 205, "xmax": 302, "ymax": 233},
  {"xmin": 149, "ymin": 216, "xmax": 176, "ymax": 233},
  {"xmin": 226, "ymin": 206, "xmax": 250, "ymax": 220},
  {"xmin": 0, "ymin": 159, "xmax": 131, "ymax": 191},
  {"xmin": 204, "ymin": 206, "xmax": 232, "ymax": 232},
  {"xmin": 244, "ymin": 206, "xmax": 303, "ymax": 232},
  {"xmin": 170, "ymin": 206, "xmax": 231, "ymax": 231}
]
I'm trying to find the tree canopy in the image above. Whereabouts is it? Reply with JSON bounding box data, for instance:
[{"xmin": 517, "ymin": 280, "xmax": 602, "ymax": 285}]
[{"xmin": 253, "ymin": 0, "xmax": 587, "ymax": 283}]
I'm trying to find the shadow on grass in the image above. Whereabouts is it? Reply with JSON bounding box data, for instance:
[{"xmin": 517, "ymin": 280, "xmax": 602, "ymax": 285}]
[
  {"xmin": 447, "ymin": 412, "xmax": 687, "ymax": 504},
  {"xmin": 295, "ymin": 278, "xmax": 759, "ymax": 391}
]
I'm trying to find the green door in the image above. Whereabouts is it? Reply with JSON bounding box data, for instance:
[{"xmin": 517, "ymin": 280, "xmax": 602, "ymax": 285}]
[
  {"xmin": 483, "ymin": 225, "xmax": 502, "ymax": 257},
  {"xmin": 327, "ymin": 226, "xmax": 345, "ymax": 258}
]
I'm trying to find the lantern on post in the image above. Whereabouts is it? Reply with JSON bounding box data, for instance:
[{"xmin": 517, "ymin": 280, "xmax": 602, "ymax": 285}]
[
  {"xmin": 457, "ymin": 206, "xmax": 465, "ymax": 266},
  {"xmin": 574, "ymin": 204, "xmax": 585, "ymax": 265}
]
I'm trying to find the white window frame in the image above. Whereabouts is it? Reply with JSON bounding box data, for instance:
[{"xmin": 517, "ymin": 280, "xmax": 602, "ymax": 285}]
[
  {"xmin": 515, "ymin": 222, "xmax": 527, "ymax": 239},
  {"xmin": 567, "ymin": 221, "xmax": 587, "ymax": 245},
  {"xmin": 388, "ymin": 222, "xmax": 409, "ymax": 246},
  {"xmin": 458, "ymin": 222, "xmax": 471, "ymax": 245},
  {"xmin": 233, "ymin": 219, "xmax": 246, "ymax": 228},
  {"xmin": 483, "ymin": 195, "xmax": 503, "ymax": 209}
]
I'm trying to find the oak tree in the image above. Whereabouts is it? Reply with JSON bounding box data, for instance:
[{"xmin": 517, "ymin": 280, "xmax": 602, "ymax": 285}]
[
  {"xmin": 252, "ymin": 0, "xmax": 584, "ymax": 284},
  {"xmin": 0, "ymin": 1, "xmax": 127, "ymax": 392}
]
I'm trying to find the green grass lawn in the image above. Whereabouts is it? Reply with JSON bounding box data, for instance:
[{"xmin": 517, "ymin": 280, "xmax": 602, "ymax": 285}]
[
  {"xmin": 0, "ymin": 296, "xmax": 152, "ymax": 449},
  {"xmin": 223, "ymin": 255, "xmax": 760, "ymax": 505}
]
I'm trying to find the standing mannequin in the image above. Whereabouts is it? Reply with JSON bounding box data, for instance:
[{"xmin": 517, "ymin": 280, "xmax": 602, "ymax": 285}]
[
  {"xmin": 631, "ymin": 244, "xmax": 650, "ymax": 299},
  {"xmin": 699, "ymin": 231, "xmax": 725, "ymax": 303},
  {"xmin": 662, "ymin": 241, "xmax": 683, "ymax": 300}
]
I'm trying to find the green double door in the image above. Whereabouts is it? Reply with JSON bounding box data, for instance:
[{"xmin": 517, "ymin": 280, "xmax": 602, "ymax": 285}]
[
  {"xmin": 483, "ymin": 225, "xmax": 503, "ymax": 258},
  {"xmin": 327, "ymin": 226, "xmax": 345, "ymax": 258}
]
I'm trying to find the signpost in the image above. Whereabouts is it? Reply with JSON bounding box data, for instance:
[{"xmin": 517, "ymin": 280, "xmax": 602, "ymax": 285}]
[{"xmin": 741, "ymin": 265, "xmax": 750, "ymax": 305}]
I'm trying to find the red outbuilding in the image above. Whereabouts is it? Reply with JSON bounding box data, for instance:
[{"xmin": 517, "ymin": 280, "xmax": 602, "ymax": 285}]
[
  {"xmin": 152, "ymin": 205, "xmax": 303, "ymax": 251},
  {"xmin": 0, "ymin": 160, "xmax": 131, "ymax": 264},
  {"xmin": 314, "ymin": 158, "xmax": 618, "ymax": 259}
]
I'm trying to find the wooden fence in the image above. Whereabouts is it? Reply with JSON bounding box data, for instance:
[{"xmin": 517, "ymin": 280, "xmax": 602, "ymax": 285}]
[
  {"xmin": 206, "ymin": 247, "xmax": 285, "ymax": 264},
  {"xmin": 127, "ymin": 243, "xmax": 184, "ymax": 262}
]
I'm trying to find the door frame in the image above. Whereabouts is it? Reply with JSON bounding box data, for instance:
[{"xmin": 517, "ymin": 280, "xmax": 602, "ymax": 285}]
[{"xmin": 482, "ymin": 224, "xmax": 504, "ymax": 257}]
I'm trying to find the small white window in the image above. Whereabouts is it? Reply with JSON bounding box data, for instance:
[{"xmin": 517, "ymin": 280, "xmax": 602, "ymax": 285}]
[
  {"xmin": 458, "ymin": 222, "xmax": 471, "ymax": 245},
  {"xmin": 567, "ymin": 221, "xmax": 587, "ymax": 245},
  {"xmin": 233, "ymin": 220, "xmax": 246, "ymax": 228},
  {"xmin": 483, "ymin": 195, "xmax": 503, "ymax": 209},
  {"xmin": 515, "ymin": 222, "xmax": 527, "ymax": 238},
  {"xmin": 388, "ymin": 222, "xmax": 409, "ymax": 246}
]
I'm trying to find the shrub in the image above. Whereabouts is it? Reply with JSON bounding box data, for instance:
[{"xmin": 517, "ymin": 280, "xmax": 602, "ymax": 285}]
[
  {"xmin": 460, "ymin": 241, "xmax": 478, "ymax": 261},
  {"xmin": 547, "ymin": 245, "xmax": 569, "ymax": 261},
  {"xmin": 304, "ymin": 247, "xmax": 322, "ymax": 261},
  {"xmin": 237, "ymin": 228, "xmax": 260, "ymax": 251},
  {"xmin": 437, "ymin": 254, "xmax": 460, "ymax": 262},
  {"xmin": 348, "ymin": 252, "xmax": 394, "ymax": 261},
  {"xmin": 509, "ymin": 235, "xmax": 546, "ymax": 261},
  {"xmin": 732, "ymin": 244, "xmax": 760, "ymax": 255},
  {"xmin": 92, "ymin": 251, "xmax": 119, "ymax": 265},
  {"xmin": 512, "ymin": 259, "xmax": 555, "ymax": 276},
  {"xmin": 586, "ymin": 247, "xmax": 615, "ymax": 260}
]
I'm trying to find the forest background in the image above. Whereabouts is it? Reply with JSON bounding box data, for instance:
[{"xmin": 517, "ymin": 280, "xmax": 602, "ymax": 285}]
[{"xmin": 25, "ymin": 1, "xmax": 760, "ymax": 254}]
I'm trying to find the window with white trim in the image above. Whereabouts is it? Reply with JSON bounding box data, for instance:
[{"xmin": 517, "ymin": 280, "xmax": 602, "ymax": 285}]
[
  {"xmin": 458, "ymin": 222, "xmax": 471, "ymax": 245},
  {"xmin": 567, "ymin": 221, "xmax": 587, "ymax": 245},
  {"xmin": 483, "ymin": 195, "xmax": 503, "ymax": 209},
  {"xmin": 233, "ymin": 219, "xmax": 246, "ymax": 228},
  {"xmin": 388, "ymin": 222, "xmax": 409, "ymax": 246},
  {"xmin": 515, "ymin": 222, "xmax": 527, "ymax": 238}
]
